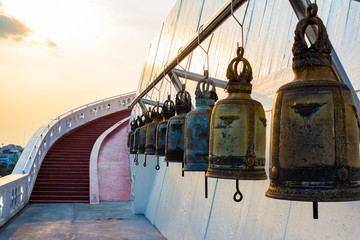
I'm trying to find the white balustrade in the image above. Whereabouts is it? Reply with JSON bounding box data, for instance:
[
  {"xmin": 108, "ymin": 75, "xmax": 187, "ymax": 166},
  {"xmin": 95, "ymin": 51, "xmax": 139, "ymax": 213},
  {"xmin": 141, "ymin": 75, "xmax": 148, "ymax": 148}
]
[{"xmin": 0, "ymin": 91, "xmax": 135, "ymax": 227}]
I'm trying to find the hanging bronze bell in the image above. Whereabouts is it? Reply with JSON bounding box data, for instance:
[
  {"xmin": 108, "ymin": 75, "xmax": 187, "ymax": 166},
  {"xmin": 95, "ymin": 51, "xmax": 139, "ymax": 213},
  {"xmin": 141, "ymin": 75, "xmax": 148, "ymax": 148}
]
[
  {"xmin": 145, "ymin": 103, "xmax": 162, "ymax": 155},
  {"xmin": 156, "ymin": 95, "xmax": 175, "ymax": 156},
  {"xmin": 138, "ymin": 108, "xmax": 152, "ymax": 154},
  {"xmin": 207, "ymin": 47, "xmax": 267, "ymax": 180},
  {"xmin": 127, "ymin": 119, "xmax": 137, "ymax": 148},
  {"xmin": 165, "ymin": 87, "xmax": 192, "ymax": 162},
  {"xmin": 266, "ymin": 3, "xmax": 360, "ymax": 202},
  {"xmin": 131, "ymin": 116, "xmax": 144, "ymax": 154},
  {"xmin": 184, "ymin": 72, "xmax": 218, "ymax": 171}
]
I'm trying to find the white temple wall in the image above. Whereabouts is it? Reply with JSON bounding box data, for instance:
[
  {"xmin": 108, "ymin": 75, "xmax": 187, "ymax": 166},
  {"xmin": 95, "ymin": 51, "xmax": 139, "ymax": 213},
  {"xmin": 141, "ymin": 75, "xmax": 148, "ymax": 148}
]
[{"xmin": 132, "ymin": 0, "xmax": 360, "ymax": 239}]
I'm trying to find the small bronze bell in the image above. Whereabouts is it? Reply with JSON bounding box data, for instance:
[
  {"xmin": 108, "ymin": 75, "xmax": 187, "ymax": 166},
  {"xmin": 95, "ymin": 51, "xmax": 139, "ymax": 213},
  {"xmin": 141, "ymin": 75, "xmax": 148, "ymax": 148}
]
[
  {"xmin": 138, "ymin": 108, "xmax": 152, "ymax": 155},
  {"xmin": 165, "ymin": 87, "xmax": 192, "ymax": 163},
  {"xmin": 132, "ymin": 116, "xmax": 144, "ymax": 165},
  {"xmin": 145, "ymin": 103, "xmax": 162, "ymax": 155},
  {"xmin": 184, "ymin": 71, "xmax": 218, "ymax": 171},
  {"xmin": 266, "ymin": 3, "xmax": 360, "ymax": 209},
  {"xmin": 207, "ymin": 46, "xmax": 267, "ymax": 202},
  {"xmin": 127, "ymin": 119, "xmax": 137, "ymax": 148},
  {"xmin": 156, "ymin": 95, "xmax": 175, "ymax": 156}
]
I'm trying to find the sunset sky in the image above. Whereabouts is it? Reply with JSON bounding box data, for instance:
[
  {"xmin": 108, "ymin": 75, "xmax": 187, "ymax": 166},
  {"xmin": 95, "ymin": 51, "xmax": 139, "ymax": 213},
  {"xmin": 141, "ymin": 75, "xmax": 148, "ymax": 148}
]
[{"xmin": 0, "ymin": 0, "xmax": 176, "ymax": 146}]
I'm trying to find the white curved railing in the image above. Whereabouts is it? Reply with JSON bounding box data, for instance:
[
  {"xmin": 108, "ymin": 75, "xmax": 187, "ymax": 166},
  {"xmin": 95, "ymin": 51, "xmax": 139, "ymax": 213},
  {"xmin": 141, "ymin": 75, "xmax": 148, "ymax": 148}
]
[{"xmin": 0, "ymin": 91, "xmax": 135, "ymax": 227}]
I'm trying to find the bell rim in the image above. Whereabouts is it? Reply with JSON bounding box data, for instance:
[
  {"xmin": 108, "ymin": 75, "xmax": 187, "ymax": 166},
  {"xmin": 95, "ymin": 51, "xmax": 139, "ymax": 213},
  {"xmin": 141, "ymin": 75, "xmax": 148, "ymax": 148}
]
[
  {"xmin": 206, "ymin": 168, "xmax": 267, "ymax": 180},
  {"xmin": 266, "ymin": 187, "xmax": 360, "ymax": 202}
]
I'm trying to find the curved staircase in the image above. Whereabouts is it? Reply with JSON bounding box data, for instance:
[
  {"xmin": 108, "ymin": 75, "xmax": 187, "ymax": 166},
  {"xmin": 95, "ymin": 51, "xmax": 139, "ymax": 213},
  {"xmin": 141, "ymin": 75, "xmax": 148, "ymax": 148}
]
[{"xmin": 30, "ymin": 109, "xmax": 131, "ymax": 203}]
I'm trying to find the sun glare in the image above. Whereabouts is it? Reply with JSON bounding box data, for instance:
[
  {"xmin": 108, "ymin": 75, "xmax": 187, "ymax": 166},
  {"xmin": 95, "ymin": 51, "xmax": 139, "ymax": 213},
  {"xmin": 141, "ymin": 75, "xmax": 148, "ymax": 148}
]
[{"xmin": 2, "ymin": 0, "xmax": 101, "ymax": 46}]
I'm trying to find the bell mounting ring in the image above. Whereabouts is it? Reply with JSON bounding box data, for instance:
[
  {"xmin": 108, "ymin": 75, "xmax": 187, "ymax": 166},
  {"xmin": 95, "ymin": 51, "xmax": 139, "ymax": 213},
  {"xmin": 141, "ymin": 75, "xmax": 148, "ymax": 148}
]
[{"xmin": 292, "ymin": 3, "xmax": 332, "ymax": 69}]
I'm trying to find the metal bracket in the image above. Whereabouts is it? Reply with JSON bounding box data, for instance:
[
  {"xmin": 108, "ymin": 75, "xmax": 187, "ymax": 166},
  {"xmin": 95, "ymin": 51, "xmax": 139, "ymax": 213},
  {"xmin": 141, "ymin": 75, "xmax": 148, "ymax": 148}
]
[
  {"xmin": 168, "ymin": 71, "xmax": 183, "ymax": 92},
  {"xmin": 172, "ymin": 68, "xmax": 227, "ymax": 89},
  {"xmin": 138, "ymin": 100, "xmax": 147, "ymax": 113}
]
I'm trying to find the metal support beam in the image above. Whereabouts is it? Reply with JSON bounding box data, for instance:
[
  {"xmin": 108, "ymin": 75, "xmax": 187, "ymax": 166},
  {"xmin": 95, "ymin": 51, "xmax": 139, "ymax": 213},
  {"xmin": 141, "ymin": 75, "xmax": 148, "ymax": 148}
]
[
  {"xmin": 141, "ymin": 99, "xmax": 164, "ymax": 107},
  {"xmin": 289, "ymin": 0, "xmax": 360, "ymax": 124},
  {"xmin": 138, "ymin": 100, "xmax": 147, "ymax": 113},
  {"xmin": 168, "ymin": 71, "xmax": 183, "ymax": 92},
  {"xmin": 172, "ymin": 68, "xmax": 228, "ymax": 89},
  {"xmin": 130, "ymin": 0, "xmax": 248, "ymax": 108}
]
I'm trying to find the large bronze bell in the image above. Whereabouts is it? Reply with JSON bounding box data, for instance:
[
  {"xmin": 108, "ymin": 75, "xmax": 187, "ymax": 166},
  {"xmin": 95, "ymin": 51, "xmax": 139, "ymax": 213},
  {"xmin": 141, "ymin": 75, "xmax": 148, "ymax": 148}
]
[
  {"xmin": 138, "ymin": 108, "xmax": 152, "ymax": 155},
  {"xmin": 184, "ymin": 72, "xmax": 218, "ymax": 171},
  {"xmin": 145, "ymin": 103, "xmax": 162, "ymax": 155},
  {"xmin": 127, "ymin": 119, "xmax": 137, "ymax": 148},
  {"xmin": 266, "ymin": 4, "xmax": 360, "ymax": 206},
  {"xmin": 207, "ymin": 47, "xmax": 267, "ymax": 180},
  {"xmin": 156, "ymin": 95, "xmax": 175, "ymax": 156},
  {"xmin": 207, "ymin": 46, "xmax": 267, "ymax": 202},
  {"xmin": 165, "ymin": 87, "xmax": 192, "ymax": 163}
]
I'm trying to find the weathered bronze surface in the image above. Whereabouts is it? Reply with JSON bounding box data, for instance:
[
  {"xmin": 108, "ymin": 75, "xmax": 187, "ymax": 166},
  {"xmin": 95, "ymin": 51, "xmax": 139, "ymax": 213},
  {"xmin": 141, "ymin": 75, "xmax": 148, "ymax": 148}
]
[
  {"xmin": 207, "ymin": 47, "xmax": 267, "ymax": 180},
  {"xmin": 266, "ymin": 4, "xmax": 360, "ymax": 202},
  {"xmin": 138, "ymin": 109, "xmax": 152, "ymax": 154},
  {"xmin": 131, "ymin": 116, "xmax": 144, "ymax": 154},
  {"xmin": 127, "ymin": 120, "xmax": 138, "ymax": 148},
  {"xmin": 129, "ymin": 132, "xmax": 135, "ymax": 154},
  {"xmin": 184, "ymin": 73, "xmax": 218, "ymax": 171},
  {"xmin": 156, "ymin": 96, "xmax": 175, "ymax": 156},
  {"xmin": 165, "ymin": 88, "xmax": 192, "ymax": 163},
  {"xmin": 145, "ymin": 104, "xmax": 162, "ymax": 155}
]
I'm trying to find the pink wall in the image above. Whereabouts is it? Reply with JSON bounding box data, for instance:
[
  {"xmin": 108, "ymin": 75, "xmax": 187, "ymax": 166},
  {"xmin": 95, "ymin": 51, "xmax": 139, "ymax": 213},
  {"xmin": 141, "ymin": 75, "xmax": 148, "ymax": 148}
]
[{"xmin": 98, "ymin": 123, "xmax": 131, "ymax": 201}]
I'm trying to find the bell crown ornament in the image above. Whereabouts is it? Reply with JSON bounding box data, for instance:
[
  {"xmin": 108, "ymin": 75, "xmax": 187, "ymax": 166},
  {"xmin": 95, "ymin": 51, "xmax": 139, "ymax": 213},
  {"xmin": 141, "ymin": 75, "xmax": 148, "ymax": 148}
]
[
  {"xmin": 226, "ymin": 47, "xmax": 253, "ymax": 93},
  {"xmin": 162, "ymin": 95, "xmax": 176, "ymax": 119},
  {"xmin": 130, "ymin": 119, "xmax": 138, "ymax": 131},
  {"xmin": 195, "ymin": 71, "xmax": 218, "ymax": 106},
  {"xmin": 175, "ymin": 86, "xmax": 192, "ymax": 115},
  {"xmin": 292, "ymin": 4, "xmax": 332, "ymax": 70},
  {"xmin": 151, "ymin": 103, "xmax": 163, "ymax": 121}
]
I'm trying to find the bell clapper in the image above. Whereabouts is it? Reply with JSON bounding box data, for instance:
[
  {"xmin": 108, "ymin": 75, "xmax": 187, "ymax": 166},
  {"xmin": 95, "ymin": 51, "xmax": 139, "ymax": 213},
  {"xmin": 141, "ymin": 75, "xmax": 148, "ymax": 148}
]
[
  {"xmin": 233, "ymin": 180, "xmax": 243, "ymax": 202},
  {"xmin": 313, "ymin": 202, "xmax": 318, "ymax": 219},
  {"xmin": 167, "ymin": 162, "xmax": 169, "ymax": 167},
  {"xmin": 135, "ymin": 154, "xmax": 139, "ymax": 166},
  {"xmin": 205, "ymin": 175, "xmax": 208, "ymax": 199},
  {"xmin": 182, "ymin": 161, "xmax": 184, "ymax": 176},
  {"xmin": 155, "ymin": 156, "xmax": 160, "ymax": 170},
  {"xmin": 143, "ymin": 154, "xmax": 147, "ymax": 167}
]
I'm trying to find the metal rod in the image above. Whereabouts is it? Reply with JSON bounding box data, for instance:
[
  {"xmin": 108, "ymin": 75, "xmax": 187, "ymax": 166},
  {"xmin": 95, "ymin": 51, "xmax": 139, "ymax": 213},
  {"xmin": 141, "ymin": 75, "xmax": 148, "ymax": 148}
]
[
  {"xmin": 130, "ymin": 0, "xmax": 248, "ymax": 108},
  {"xmin": 313, "ymin": 201, "xmax": 318, "ymax": 219},
  {"xmin": 141, "ymin": 99, "xmax": 164, "ymax": 107},
  {"xmin": 289, "ymin": 0, "xmax": 360, "ymax": 128},
  {"xmin": 205, "ymin": 175, "xmax": 208, "ymax": 198},
  {"xmin": 172, "ymin": 68, "xmax": 228, "ymax": 89},
  {"xmin": 182, "ymin": 162, "xmax": 185, "ymax": 177}
]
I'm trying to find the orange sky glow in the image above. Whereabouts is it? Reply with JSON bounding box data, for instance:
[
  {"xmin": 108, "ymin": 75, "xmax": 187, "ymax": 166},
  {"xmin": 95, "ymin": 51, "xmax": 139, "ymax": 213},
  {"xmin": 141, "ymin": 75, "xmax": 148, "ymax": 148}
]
[{"xmin": 0, "ymin": 0, "xmax": 176, "ymax": 146}]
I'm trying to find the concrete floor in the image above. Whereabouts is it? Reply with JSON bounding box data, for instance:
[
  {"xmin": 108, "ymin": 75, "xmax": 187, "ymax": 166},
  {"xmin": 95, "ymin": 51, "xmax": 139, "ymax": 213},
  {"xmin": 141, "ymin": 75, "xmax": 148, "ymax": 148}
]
[{"xmin": 0, "ymin": 202, "xmax": 165, "ymax": 240}]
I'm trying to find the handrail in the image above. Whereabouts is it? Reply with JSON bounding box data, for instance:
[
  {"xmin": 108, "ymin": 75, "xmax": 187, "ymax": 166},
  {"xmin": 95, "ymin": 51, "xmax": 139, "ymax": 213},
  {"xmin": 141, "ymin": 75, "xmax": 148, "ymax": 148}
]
[
  {"xmin": 129, "ymin": 0, "xmax": 248, "ymax": 109},
  {"xmin": 21, "ymin": 91, "xmax": 136, "ymax": 173}
]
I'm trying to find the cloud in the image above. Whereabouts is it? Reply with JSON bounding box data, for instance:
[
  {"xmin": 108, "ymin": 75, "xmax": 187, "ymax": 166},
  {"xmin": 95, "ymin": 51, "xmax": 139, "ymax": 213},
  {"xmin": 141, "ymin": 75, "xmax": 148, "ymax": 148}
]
[
  {"xmin": 47, "ymin": 39, "xmax": 57, "ymax": 47},
  {"xmin": 0, "ymin": 14, "xmax": 32, "ymax": 41}
]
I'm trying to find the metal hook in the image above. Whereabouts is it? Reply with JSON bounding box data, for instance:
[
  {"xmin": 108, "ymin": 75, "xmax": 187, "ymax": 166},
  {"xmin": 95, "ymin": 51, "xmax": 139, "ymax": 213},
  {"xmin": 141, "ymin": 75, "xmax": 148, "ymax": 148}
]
[
  {"xmin": 231, "ymin": 0, "xmax": 250, "ymax": 48},
  {"xmin": 155, "ymin": 156, "xmax": 160, "ymax": 170},
  {"xmin": 197, "ymin": 24, "xmax": 214, "ymax": 77},
  {"xmin": 233, "ymin": 180, "xmax": 243, "ymax": 202},
  {"xmin": 135, "ymin": 154, "xmax": 139, "ymax": 166}
]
